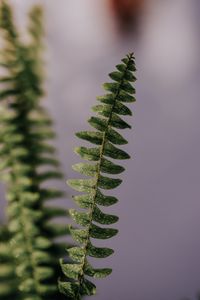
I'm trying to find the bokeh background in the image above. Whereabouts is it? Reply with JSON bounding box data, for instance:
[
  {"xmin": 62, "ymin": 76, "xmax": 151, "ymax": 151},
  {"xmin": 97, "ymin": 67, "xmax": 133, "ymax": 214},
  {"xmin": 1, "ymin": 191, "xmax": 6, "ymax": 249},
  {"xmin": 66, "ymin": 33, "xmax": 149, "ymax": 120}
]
[{"xmin": 1, "ymin": 1, "xmax": 200, "ymax": 300}]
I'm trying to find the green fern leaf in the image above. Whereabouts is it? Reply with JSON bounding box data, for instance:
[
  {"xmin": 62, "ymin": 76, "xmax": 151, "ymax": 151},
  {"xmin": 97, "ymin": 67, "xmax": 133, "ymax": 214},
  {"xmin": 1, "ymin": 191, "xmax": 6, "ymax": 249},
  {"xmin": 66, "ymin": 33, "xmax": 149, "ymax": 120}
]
[
  {"xmin": 0, "ymin": 2, "xmax": 67, "ymax": 299},
  {"xmin": 87, "ymin": 242, "xmax": 114, "ymax": 258},
  {"xmin": 59, "ymin": 53, "xmax": 136, "ymax": 299}
]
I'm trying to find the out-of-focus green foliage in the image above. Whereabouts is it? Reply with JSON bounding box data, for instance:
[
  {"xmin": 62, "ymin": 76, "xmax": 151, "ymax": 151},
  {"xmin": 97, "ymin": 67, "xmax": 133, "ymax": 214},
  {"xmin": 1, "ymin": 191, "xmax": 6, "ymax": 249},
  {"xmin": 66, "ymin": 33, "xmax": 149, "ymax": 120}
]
[
  {"xmin": 0, "ymin": 225, "xmax": 20, "ymax": 299},
  {"xmin": 59, "ymin": 53, "xmax": 136, "ymax": 299},
  {"xmin": 0, "ymin": 1, "xmax": 67, "ymax": 299}
]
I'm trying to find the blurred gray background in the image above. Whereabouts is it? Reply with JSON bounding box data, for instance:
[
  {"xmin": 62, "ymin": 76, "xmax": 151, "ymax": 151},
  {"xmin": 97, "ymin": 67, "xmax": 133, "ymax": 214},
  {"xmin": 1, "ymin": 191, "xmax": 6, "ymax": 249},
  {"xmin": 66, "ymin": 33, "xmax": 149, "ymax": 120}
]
[{"xmin": 1, "ymin": 1, "xmax": 200, "ymax": 299}]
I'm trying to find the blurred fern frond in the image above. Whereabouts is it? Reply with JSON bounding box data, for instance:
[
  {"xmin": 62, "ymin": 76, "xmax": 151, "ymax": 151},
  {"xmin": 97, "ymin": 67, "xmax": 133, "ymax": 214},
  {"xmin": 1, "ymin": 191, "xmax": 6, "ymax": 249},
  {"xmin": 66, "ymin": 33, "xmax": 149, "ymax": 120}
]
[
  {"xmin": 59, "ymin": 53, "xmax": 136, "ymax": 299},
  {"xmin": 0, "ymin": 1, "xmax": 67, "ymax": 299}
]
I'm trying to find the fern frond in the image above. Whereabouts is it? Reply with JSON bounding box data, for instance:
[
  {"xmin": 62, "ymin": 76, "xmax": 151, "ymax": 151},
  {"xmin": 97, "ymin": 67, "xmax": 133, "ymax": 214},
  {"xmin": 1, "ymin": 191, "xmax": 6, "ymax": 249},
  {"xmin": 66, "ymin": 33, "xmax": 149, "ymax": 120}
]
[
  {"xmin": 0, "ymin": 2, "xmax": 67, "ymax": 299},
  {"xmin": 28, "ymin": 5, "xmax": 44, "ymax": 49},
  {"xmin": 27, "ymin": 4, "xmax": 44, "ymax": 81},
  {"xmin": 59, "ymin": 53, "xmax": 136, "ymax": 299}
]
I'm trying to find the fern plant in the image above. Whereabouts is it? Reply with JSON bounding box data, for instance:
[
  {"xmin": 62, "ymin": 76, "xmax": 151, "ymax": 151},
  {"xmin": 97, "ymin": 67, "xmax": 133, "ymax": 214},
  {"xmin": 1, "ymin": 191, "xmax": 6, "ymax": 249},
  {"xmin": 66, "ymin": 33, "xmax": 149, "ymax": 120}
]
[
  {"xmin": 0, "ymin": 2, "xmax": 67, "ymax": 299},
  {"xmin": 59, "ymin": 53, "xmax": 136, "ymax": 299},
  {"xmin": 0, "ymin": 3, "xmax": 198, "ymax": 299}
]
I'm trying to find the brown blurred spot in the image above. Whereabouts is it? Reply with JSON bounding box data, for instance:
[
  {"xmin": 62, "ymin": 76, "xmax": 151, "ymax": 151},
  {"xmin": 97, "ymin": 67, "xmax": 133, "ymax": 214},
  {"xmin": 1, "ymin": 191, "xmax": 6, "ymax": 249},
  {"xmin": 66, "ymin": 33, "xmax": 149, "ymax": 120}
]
[{"xmin": 108, "ymin": 0, "xmax": 146, "ymax": 34}]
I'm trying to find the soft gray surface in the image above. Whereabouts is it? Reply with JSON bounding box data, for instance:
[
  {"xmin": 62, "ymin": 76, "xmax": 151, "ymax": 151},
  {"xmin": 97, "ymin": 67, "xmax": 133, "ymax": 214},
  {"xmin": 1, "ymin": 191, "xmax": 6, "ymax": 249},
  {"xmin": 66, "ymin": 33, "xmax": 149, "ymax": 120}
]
[{"xmin": 1, "ymin": 1, "xmax": 200, "ymax": 299}]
